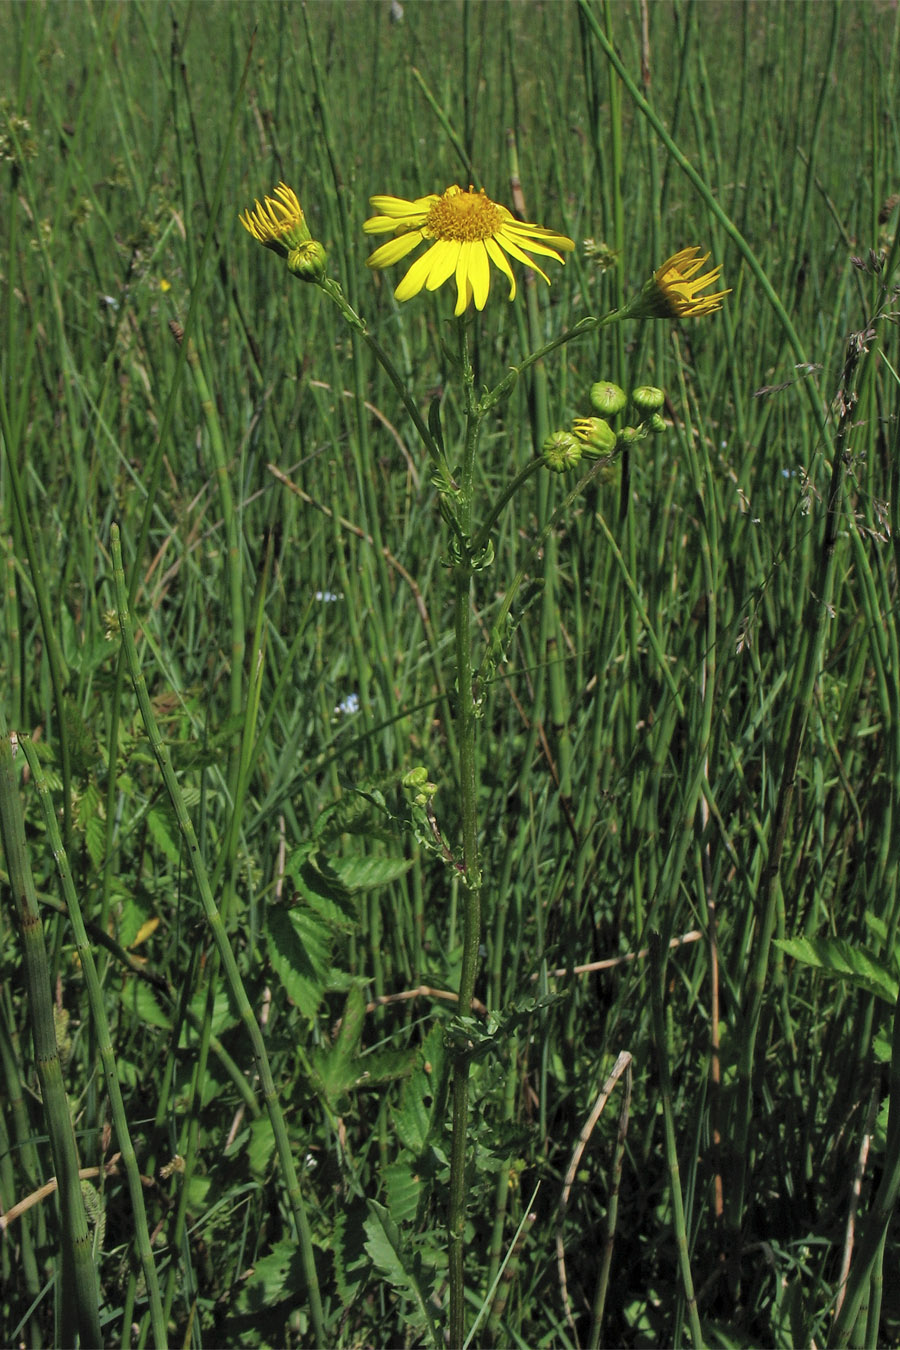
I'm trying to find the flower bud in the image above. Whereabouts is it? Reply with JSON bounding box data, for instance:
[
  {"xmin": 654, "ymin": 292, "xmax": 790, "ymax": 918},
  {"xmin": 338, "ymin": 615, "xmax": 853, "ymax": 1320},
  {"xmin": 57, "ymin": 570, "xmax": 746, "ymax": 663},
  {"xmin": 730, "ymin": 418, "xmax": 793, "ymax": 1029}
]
[
  {"xmin": 402, "ymin": 766, "xmax": 437, "ymax": 808},
  {"xmin": 617, "ymin": 425, "xmax": 640, "ymax": 446},
  {"xmin": 590, "ymin": 381, "xmax": 627, "ymax": 416},
  {"xmin": 631, "ymin": 385, "xmax": 665, "ymax": 412},
  {"xmin": 572, "ymin": 416, "xmax": 616, "ymax": 457},
  {"xmin": 239, "ymin": 183, "xmax": 313, "ymax": 257},
  {"xmin": 287, "ymin": 240, "xmax": 328, "ymax": 281},
  {"xmin": 542, "ymin": 430, "xmax": 582, "ymax": 473},
  {"xmin": 648, "ymin": 413, "xmax": 667, "ymax": 434}
]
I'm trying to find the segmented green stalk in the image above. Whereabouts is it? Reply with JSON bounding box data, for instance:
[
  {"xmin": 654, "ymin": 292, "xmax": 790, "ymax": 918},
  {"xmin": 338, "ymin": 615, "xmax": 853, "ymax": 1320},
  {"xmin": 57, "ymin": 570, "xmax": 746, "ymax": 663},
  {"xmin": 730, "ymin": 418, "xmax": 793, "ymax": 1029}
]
[
  {"xmin": 0, "ymin": 723, "xmax": 101, "ymax": 1346},
  {"xmin": 110, "ymin": 523, "xmax": 325, "ymax": 1344},
  {"xmin": 18, "ymin": 734, "xmax": 167, "ymax": 1347},
  {"xmin": 649, "ymin": 933, "xmax": 704, "ymax": 1348}
]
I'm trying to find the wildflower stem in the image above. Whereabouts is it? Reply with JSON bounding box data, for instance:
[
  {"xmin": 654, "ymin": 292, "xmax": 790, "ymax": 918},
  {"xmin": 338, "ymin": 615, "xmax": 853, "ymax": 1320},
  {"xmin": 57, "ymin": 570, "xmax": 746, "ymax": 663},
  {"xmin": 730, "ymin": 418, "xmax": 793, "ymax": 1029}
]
[
  {"xmin": 317, "ymin": 275, "xmax": 446, "ymax": 471},
  {"xmin": 448, "ymin": 316, "xmax": 485, "ymax": 1350},
  {"xmin": 470, "ymin": 457, "xmax": 545, "ymax": 555},
  {"xmin": 481, "ymin": 311, "xmax": 623, "ymax": 411}
]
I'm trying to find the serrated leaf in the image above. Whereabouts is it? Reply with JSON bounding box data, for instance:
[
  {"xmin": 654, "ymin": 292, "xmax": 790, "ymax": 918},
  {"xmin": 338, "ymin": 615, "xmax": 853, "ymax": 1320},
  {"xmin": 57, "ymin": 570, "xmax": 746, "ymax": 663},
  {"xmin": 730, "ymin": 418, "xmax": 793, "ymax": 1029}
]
[
  {"xmin": 116, "ymin": 894, "xmax": 157, "ymax": 950},
  {"xmin": 445, "ymin": 993, "xmax": 562, "ymax": 1063},
  {"xmin": 394, "ymin": 1026, "xmax": 446, "ymax": 1155},
  {"xmin": 246, "ymin": 1116, "xmax": 276, "ymax": 1178},
  {"xmin": 290, "ymin": 855, "xmax": 359, "ymax": 932},
  {"xmin": 363, "ymin": 1200, "xmax": 441, "ymax": 1348},
  {"xmin": 84, "ymin": 813, "xmax": 107, "ymax": 869},
  {"xmin": 122, "ymin": 980, "xmax": 171, "ymax": 1030},
  {"xmin": 147, "ymin": 806, "xmax": 181, "ymax": 864},
  {"xmin": 382, "ymin": 1159, "xmax": 423, "ymax": 1227},
  {"xmin": 182, "ymin": 985, "xmax": 240, "ymax": 1043},
  {"xmin": 775, "ymin": 936, "xmax": 897, "ymax": 1003},
  {"xmin": 239, "ymin": 1238, "xmax": 306, "ymax": 1311},
  {"xmin": 332, "ymin": 854, "xmax": 414, "ymax": 892},
  {"xmin": 308, "ymin": 987, "xmax": 417, "ymax": 1111},
  {"xmin": 333, "ymin": 1200, "xmax": 372, "ymax": 1308},
  {"xmin": 266, "ymin": 904, "xmax": 332, "ymax": 1023}
]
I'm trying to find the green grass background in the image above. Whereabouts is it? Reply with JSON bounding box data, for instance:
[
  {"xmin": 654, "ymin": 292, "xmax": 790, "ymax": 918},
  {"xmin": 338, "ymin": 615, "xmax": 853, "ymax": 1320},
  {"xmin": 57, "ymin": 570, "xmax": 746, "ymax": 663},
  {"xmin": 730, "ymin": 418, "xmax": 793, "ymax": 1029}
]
[{"xmin": 2, "ymin": 0, "xmax": 900, "ymax": 1345}]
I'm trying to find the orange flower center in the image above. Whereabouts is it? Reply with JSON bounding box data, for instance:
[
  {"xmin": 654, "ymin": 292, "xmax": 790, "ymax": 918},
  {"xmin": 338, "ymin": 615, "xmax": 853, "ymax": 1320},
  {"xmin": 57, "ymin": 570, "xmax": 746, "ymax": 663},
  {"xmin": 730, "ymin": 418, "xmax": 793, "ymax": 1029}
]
[{"xmin": 425, "ymin": 186, "xmax": 503, "ymax": 242}]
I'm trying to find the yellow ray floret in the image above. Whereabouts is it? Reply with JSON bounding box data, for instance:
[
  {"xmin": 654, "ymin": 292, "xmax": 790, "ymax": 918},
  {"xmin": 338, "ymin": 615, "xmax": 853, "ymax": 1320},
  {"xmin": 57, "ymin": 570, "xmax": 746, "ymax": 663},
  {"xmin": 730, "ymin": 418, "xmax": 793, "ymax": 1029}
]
[
  {"xmin": 239, "ymin": 182, "xmax": 311, "ymax": 257},
  {"xmin": 630, "ymin": 246, "xmax": 731, "ymax": 319},
  {"xmin": 364, "ymin": 185, "xmax": 574, "ymax": 315}
]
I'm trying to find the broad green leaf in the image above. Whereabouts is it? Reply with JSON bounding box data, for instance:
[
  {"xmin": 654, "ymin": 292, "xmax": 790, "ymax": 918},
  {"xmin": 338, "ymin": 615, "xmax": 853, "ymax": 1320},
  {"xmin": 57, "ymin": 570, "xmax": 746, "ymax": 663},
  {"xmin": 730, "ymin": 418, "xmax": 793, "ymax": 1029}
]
[
  {"xmin": 363, "ymin": 1200, "xmax": 441, "ymax": 1348},
  {"xmin": 382, "ymin": 1158, "xmax": 423, "ymax": 1227},
  {"xmin": 290, "ymin": 854, "xmax": 359, "ymax": 932},
  {"xmin": 308, "ymin": 986, "xmax": 417, "ymax": 1111},
  {"xmin": 266, "ymin": 903, "xmax": 332, "ymax": 1023},
  {"xmin": 775, "ymin": 936, "xmax": 897, "ymax": 1003},
  {"xmin": 238, "ymin": 1238, "xmax": 306, "ymax": 1310},
  {"xmin": 122, "ymin": 980, "xmax": 171, "ymax": 1030},
  {"xmin": 394, "ymin": 1025, "xmax": 446, "ymax": 1155},
  {"xmin": 332, "ymin": 854, "xmax": 414, "ymax": 892}
]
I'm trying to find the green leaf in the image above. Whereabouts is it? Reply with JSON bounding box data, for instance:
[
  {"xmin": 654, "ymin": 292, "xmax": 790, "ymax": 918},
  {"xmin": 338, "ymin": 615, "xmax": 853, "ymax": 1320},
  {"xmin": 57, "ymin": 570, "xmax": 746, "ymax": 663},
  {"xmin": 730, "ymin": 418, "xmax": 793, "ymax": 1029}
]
[
  {"xmin": 307, "ymin": 986, "xmax": 417, "ymax": 1111},
  {"xmin": 427, "ymin": 395, "xmax": 445, "ymax": 456},
  {"xmin": 290, "ymin": 854, "xmax": 359, "ymax": 932},
  {"xmin": 266, "ymin": 904, "xmax": 333, "ymax": 1023},
  {"xmin": 246, "ymin": 1116, "xmax": 276, "ymax": 1179},
  {"xmin": 382, "ymin": 1159, "xmax": 423, "ymax": 1227},
  {"xmin": 239, "ymin": 1238, "xmax": 306, "ymax": 1311},
  {"xmin": 394, "ymin": 1025, "xmax": 446, "ymax": 1155},
  {"xmin": 146, "ymin": 805, "xmax": 181, "ymax": 864},
  {"xmin": 445, "ymin": 993, "xmax": 562, "ymax": 1063},
  {"xmin": 331, "ymin": 853, "xmax": 414, "ymax": 892},
  {"xmin": 363, "ymin": 1200, "xmax": 441, "ymax": 1348},
  {"xmin": 774, "ymin": 936, "xmax": 898, "ymax": 1003},
  {"xmin": 333, "ymin": 1200, "xmax": 372, "ymax": 1309},
  {"xmin": 122, "ymin": 981, "xmax": 171, "ymax": 1030}
]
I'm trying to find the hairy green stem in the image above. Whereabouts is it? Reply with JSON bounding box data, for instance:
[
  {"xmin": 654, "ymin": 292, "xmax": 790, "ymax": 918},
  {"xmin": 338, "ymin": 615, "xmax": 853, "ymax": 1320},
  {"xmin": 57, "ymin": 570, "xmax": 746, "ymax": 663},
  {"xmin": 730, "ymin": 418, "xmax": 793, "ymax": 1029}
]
[{"xmin": 448, "ymin": 316, "xmax": 485, "ymax": 1350}]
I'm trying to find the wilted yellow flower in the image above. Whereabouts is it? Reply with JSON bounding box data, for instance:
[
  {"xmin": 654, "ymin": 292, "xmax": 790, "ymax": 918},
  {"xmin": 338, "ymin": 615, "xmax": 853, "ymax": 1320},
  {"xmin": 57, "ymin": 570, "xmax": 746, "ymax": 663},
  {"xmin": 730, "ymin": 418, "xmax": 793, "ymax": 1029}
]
[
  {"xmin": 628, "ymin": 247, "xmax": 731, "ymax": 319},
  {"xmin": 363, "ymin": 184, "xmax": 574, "ymax": 316},
  {"xmin": 239, "ymin": 182, "xmax": 312, "ymax": 258}
]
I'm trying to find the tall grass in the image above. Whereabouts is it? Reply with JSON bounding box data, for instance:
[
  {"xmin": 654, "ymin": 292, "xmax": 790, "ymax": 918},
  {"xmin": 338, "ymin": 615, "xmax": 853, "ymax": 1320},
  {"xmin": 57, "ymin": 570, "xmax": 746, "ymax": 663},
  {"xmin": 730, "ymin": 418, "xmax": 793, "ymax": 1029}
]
[{"xmin": 2, "ymin": 0, "xmax": 900, "ymax": 1345}]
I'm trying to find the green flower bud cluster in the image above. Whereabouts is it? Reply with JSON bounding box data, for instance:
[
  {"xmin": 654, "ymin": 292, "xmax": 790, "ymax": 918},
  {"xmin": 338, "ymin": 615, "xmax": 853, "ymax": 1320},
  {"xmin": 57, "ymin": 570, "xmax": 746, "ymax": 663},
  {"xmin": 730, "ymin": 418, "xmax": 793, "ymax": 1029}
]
[
  {"xmin": 402, "ymin": 766, "xmax": 438, "ymax": 809},
  {"xmin": 542, "ymin": 381, "xmax": 667, "ymax": 474}
]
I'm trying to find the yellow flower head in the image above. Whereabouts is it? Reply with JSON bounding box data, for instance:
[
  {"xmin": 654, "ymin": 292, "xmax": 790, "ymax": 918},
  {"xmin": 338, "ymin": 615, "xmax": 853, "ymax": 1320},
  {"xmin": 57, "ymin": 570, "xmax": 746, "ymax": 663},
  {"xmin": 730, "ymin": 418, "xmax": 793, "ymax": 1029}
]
[
  {"xmin": 629, "ymin": 246, "xmax": 731, "ymax": 319},
  {"xmin": 363, "ymin": 184, "xmax": 575, "ymax": 316},
  {"xmin": 239, "ymin": 182, "xmax": 312, "ymax": 258}
]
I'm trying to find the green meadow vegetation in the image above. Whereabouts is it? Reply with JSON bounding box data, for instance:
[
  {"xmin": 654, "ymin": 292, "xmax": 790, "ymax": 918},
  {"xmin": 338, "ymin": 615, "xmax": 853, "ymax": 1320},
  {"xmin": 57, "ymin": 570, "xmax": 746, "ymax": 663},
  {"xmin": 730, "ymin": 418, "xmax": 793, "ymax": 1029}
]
[{"xmin": 2, "ymin": 0, "xmax": 900, "ymax": 1345}]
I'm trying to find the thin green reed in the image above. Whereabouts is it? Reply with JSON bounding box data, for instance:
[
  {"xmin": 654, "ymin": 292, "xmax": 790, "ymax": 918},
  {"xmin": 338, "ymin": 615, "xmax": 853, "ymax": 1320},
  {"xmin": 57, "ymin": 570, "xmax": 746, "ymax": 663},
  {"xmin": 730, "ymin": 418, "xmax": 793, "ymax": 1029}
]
[
  {"xmin": 649, "ymin": 933, "xmax": 703, "ymax": 1348},
  {"xmin": 17, "ymin": 735, "xmax": 167, "ymax": 1348},
  {"xmin": 0, "ymin": 986, "xmax": 46, "ymax": 1348},
  {"xmin": 110, "ymin": 523, "xmax": 326, "ymax": 1343},
  {"xmin": 0, "ymin": 111, "xmax": 73, "ymax": 845},
  {"xmin": 0, "ymin": 718, "xmax": 101, "ymax": 1347},
  {"xmin": 827, "ymin": 320, "xmax": 900, "ymax": 1349}
]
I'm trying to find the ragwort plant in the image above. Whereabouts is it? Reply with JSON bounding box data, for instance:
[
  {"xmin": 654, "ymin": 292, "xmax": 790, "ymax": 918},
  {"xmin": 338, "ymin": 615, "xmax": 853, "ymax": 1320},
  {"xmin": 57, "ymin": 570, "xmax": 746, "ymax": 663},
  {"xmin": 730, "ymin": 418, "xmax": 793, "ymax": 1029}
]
[{"xmin": 239, "ymin": 175, "xmax": 729, "ymax": 1348}]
